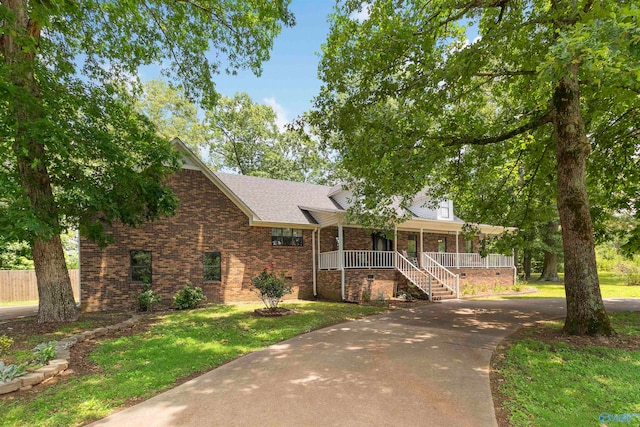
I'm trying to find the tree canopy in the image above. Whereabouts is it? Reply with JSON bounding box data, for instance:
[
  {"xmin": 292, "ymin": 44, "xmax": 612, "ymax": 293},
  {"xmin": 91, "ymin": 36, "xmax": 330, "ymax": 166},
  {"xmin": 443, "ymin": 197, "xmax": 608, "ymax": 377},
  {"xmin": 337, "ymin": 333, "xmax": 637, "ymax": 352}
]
[
  {"xmin": 139, "ymin": 80, "xmax": 336, "ymax": 184},
  {"xmin": 0, "ymin": 0, "xmax": 294, "ymax": 322},
  {"xmin": 313, "ymin": 0, "xmax": 640, "ymax": 335}
]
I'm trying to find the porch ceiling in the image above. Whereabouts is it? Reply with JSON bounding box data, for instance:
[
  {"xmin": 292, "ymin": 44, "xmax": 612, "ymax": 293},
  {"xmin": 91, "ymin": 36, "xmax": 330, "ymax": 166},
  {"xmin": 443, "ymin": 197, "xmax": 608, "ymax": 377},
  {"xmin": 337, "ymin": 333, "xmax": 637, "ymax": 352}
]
[{"xmin": 397, "ymin": 218, "xmax": 516, "ymax": 236}]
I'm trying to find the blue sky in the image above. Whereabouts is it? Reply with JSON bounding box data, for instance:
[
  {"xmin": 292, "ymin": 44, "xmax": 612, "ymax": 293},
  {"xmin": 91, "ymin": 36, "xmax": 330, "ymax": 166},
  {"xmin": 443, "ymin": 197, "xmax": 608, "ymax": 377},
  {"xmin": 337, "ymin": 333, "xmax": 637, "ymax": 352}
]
[
  {"xmin": 137, "ymin": 2, "xmax": 478, "ymax": 128},
  {"xmin": 139, "ymin": 1, "xmax": 336, "ymax": 128}
]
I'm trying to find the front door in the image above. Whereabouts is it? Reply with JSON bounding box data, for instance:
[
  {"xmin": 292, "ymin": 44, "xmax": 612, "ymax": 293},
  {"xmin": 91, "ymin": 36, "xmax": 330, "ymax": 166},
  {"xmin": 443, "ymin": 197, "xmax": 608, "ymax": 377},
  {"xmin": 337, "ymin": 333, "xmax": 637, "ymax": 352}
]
[
  {"xmin": 372, "ymin": 233, "xmax": 393, "ymax": 251},
  {"xmin": 407, "ymin": 235, "xmax": 418, "ymax": 259}
]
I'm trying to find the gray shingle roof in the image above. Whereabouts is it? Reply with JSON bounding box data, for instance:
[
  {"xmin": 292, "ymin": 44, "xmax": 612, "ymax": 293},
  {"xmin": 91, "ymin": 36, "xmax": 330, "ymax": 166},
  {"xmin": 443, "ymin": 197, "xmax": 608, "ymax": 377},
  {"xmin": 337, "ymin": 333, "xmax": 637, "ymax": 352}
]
[{"xmin": 214, "ymin": 172, "xmax": 340, "ymax": 225}]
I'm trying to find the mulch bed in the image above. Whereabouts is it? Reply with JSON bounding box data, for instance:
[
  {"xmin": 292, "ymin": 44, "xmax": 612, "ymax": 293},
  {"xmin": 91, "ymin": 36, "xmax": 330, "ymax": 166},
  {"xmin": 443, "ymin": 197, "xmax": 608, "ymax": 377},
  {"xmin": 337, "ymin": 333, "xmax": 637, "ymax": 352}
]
[
  {"xmin": 490, "ymin": 320, "xmax": 640, "ymax": 426},
  {"xmin": 1, "ymin": 312, "xmax": 133, "ymax": 363},
  {"xmin": 0, "ymin": 313, "xmax": 158, "ymax": 404},
  {"xmin": 253, "ymin": 307, "xmax": 295, "ymax": 317}
]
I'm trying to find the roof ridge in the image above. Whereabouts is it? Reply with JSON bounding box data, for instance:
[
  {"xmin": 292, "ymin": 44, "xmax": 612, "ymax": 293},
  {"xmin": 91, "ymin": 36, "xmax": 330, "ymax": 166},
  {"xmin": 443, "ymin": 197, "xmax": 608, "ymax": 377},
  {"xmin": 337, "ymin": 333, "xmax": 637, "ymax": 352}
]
[{"xmin": 213, "ymin": 171, "xmax": 332, "ymax": 189}]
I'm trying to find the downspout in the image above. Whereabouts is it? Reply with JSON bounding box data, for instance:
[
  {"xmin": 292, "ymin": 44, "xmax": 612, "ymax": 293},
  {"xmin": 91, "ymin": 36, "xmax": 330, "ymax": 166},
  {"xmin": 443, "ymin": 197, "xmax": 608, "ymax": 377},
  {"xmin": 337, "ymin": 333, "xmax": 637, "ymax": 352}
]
[
  {"xmin": 312, "ymin": 227, "xmax": 317, "ymax": 297},
  {"xmin": 338, "ymin": 223, "xmax": 345, "ymax": 300}
]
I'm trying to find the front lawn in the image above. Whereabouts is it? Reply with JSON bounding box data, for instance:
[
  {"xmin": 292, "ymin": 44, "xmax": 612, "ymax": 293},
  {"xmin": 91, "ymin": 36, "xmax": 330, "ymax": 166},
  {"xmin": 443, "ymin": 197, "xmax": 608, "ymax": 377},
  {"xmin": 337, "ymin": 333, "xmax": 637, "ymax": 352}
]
[
  {"xmin": 482, "ymin": 272, "xmax": 640, "ymax": 299},
  {"xmin": 492, "ymin": 312, "xmax": 640, "ymax": 427},
  {"xmin": 0, "ymin": 302, "xmax": 384, "ymax": 427}
]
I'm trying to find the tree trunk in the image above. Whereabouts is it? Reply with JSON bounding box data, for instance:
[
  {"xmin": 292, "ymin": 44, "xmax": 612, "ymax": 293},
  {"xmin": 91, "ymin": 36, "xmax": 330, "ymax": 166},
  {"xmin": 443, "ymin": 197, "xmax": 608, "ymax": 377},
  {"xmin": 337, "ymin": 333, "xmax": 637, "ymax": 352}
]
[
  {"xmin": 553, "ymin": 63, "xmax": 613, "ymax": 335},
  {"xmin": 539, "ymin": 221, "xmax": 560, "ymax": 281},
  {"xmin": 2, "ymin": 0, "xmax": 78, "ymax": 322},
  {"xmin": 33, "ymin": 236, "xmax": 78, "ymax": 322},
  {"xmin": 522, "ymin": 249, "xmax": 532, "ymax": 281}
]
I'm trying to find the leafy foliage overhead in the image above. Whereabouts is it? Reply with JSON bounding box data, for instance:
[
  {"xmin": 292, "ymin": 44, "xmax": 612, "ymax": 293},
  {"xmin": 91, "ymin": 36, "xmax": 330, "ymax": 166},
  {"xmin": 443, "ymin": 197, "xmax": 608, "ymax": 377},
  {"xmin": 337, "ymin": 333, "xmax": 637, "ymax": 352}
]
[{"xmin": 313, "ymin": 0, "xmax": 639, "ymax": 232}]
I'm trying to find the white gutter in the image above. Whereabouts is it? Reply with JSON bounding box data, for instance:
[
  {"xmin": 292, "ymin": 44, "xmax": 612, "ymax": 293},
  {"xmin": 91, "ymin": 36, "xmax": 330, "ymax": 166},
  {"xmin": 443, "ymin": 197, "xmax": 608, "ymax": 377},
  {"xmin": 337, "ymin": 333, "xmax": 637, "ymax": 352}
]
[{"xmin": 312, "ymin": 227, "xmax": 317, "ymax": 297}]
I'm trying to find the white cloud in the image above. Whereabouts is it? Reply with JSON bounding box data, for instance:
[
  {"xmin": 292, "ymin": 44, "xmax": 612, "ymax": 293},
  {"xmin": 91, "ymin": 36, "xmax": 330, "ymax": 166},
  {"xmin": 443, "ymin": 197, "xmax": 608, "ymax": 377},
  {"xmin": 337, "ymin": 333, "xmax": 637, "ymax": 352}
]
[
  {"xmin": 349, "ymin": 3, "xmax": 371, "ymax": 22},
  {"xmin": 263, "ymin": 97, "xmax": 288, "ymax": 131}
]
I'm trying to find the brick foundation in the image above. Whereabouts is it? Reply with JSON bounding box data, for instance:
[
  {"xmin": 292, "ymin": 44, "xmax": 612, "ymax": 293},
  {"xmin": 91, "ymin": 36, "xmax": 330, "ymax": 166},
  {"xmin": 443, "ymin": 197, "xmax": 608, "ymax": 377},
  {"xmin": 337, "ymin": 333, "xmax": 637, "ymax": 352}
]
[
  {"xmin": 317, "ymin": 269, "xmax": 397, "ymax": 302},
  {"xmin": 453, "ymin": 267, "xmax": 515, "ymax": 295}
]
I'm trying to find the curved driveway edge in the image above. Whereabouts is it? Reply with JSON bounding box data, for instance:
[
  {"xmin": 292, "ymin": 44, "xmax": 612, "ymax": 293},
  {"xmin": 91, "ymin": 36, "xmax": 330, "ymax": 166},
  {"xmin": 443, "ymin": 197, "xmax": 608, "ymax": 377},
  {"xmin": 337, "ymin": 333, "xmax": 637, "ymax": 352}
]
[{"xmin": 90, "ymin": 298, "xmax": 639, "ymax": 427}]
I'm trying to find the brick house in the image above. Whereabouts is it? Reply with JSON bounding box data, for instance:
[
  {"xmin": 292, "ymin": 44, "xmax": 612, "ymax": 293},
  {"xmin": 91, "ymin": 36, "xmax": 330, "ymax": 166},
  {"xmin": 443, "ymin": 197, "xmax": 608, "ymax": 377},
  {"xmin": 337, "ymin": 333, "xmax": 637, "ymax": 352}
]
[{"xmin": 80, "ymin": 139, "xmax": 516, "ymax": 311}]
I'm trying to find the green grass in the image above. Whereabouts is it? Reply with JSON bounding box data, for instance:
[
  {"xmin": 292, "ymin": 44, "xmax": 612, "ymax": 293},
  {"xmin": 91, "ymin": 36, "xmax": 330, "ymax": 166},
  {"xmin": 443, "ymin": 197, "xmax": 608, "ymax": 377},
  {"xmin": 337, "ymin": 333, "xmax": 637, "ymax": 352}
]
[
  {"xmin": 2, "ymin": 315, "xmax": 129, "ymax": 365},
  {"xmin": 497, "ymin": 312, "xmax": 640, "ymax": 427},
  {"xmin": 0, "ymin": 300, "xmax": 37, "ymax": 307},
  {"xmin": 0, "ymin": 302, "xmax": 384, "ymax": 427},
  {"xmin": 476, "ymin": 271, "xmax": 640, "ymax": 299}
]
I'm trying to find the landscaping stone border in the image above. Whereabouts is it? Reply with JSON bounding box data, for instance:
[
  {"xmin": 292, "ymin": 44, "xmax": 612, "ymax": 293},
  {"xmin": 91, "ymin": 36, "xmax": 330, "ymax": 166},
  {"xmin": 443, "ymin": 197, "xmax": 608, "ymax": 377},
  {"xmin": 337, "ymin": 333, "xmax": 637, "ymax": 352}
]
[{"xmin": 0, "ymin": 314, "xmax": 141, "ymax": 395}]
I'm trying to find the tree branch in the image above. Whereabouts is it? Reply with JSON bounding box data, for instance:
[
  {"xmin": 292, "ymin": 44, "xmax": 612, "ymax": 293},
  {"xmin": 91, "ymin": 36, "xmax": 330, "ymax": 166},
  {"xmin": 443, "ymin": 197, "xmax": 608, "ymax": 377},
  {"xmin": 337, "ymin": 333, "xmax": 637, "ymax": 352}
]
[
  {"xmin": 174, "ymin": 0, "xmax": 239, "ymax": 36},
  {"xmin": 443, "ymin": 110, "xmax": 554, "ymax": 147},
  {"xmin": 474, "ymin": 70, "xmax": 536, "ymax": 77}
]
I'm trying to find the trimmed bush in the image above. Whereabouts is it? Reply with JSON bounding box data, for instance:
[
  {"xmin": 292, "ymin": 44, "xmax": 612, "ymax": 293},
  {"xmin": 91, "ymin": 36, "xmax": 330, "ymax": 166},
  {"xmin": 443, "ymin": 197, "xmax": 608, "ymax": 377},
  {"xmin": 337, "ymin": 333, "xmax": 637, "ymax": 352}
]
[
  {"xmin": 251, "ymin": 264, "xmax": 292, "ymax": 311},
  {"xmin": 173, "ymin": 284, "xmax": 205, "ymax": 310},
  {"xmin": 138, "ymin": 283, "xmax": 161, "ymax": 312}
]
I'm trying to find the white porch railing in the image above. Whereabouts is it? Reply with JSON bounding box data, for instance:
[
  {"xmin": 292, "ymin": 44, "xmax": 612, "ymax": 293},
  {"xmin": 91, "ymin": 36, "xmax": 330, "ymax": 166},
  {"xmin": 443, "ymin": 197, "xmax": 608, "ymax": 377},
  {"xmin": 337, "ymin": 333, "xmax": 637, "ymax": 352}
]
[
  {"xmin": 319, "ymin": 250, "xmax": 395, "ymax": 270},
  {"xmin": 395, "ymin": 252, "xmax": 435, "ymax": 301},
  {"xmin": 319, "ymin": 251, "xmax": 340, "ymax": 270},
  {"xmin": 344, "ymin": 250, "xmax": 395, "ymax": 269},
  {"xmin": 421, "ymin": 253, "xmax": 459, "ymax": 296},
  {"xmin": 423, "ymin": 252, "xmax": 514, "ymax": 268}
]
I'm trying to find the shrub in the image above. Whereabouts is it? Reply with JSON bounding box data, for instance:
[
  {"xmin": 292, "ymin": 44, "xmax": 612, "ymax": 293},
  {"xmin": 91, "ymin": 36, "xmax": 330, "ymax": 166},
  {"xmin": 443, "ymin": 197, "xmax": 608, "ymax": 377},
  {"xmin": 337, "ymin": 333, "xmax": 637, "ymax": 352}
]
[
  {"xmin": 362, "ymin": 290, "xmax": 371, "ymax": 303},
  {"xmin": 138, "ymin": 283, "xmax": 161, "ymax": 312},
  {"xmin": 0, "ymin": 335, "xmax": 13, "ymax": 356},
  {"xmin": 173, "ymin": 284, "xmax": 205, "ymax": 310},
  {"xmin": 0, "ymin": 361, "xmax": 26, "ymax": 384},
  {"xmin": 462, "ymin": 284, "xmax": 476, "ymax": 296},
  {"xmin": 615, "ymin": 264, "xmax": 640, "ymax": 286},
  {"xmin": 251, "ymin": 264, "xmax": 292, "ymax": 311},
  {"xmin": 31, "ymin": 341, "xmax": 56, "ymax": 365},
  {"xmin": 512, "ymin": 280, "xmax": 525, "ymax": 292}
]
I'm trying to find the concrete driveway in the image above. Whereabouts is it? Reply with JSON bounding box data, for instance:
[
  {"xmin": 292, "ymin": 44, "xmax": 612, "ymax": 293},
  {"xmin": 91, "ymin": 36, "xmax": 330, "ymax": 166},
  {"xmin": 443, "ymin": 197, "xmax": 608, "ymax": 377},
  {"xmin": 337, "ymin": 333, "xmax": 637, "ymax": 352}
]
[
  {"xmin": 0, "ymin": 304, "xmax": 37, "ymax": 321},
  {"xmin": 91, "ymin": 298, "xmax": 638, "ymax": 427}
]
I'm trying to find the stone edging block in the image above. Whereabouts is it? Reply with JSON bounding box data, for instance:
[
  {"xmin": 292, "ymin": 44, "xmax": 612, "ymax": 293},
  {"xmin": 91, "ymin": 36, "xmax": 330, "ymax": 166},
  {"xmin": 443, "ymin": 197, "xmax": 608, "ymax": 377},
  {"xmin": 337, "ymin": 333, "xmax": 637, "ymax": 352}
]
[{"xmin": 0, "ymin": 314, "xmax": 140, "ymax": 395}]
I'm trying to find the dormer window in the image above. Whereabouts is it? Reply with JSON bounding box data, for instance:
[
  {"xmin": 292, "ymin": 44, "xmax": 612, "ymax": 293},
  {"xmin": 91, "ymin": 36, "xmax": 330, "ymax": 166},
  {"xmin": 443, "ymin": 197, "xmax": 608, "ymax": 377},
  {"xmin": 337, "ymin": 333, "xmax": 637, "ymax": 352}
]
[{"xmin": 438, "ymin": 200, "xmax": 452, "ymax": 220}]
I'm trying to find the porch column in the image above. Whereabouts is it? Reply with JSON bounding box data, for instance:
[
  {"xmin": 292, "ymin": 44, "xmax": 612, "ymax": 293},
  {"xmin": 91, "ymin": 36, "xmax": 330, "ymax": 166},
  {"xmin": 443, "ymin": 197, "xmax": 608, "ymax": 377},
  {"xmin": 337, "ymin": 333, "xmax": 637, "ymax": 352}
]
[
  {"xmin": 338, "ymin": 223, "xmax": 345, "ymax": 300},
  {"xmin": 394, "ymin": 225, "xmax": 398, "ymax": 252},
  {"xmin": 420, "ymin": 228, "xmax": 424, "ymax": 267},
  {"xmin": 455, "ymin": 230, "xmax": 459, "ymax": 268},
  {"xmin": 485, "ymin": 233, "xmax": 489, "ymax": 268}
]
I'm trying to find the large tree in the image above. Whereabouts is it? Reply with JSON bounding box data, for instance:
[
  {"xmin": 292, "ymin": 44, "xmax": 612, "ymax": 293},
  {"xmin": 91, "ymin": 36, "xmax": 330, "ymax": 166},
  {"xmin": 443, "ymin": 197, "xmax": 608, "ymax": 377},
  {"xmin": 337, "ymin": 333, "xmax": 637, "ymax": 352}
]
[
  {"xmin": 314, "ymin": 0, "xmax": 640, "ymax": 335},
  {"xmin": 139, "ymin": 82, "xmax": 335, "ymax": 183},
  {"xmin": 0, "ymin": 1, "xmax": 294, "ymax": 322}
]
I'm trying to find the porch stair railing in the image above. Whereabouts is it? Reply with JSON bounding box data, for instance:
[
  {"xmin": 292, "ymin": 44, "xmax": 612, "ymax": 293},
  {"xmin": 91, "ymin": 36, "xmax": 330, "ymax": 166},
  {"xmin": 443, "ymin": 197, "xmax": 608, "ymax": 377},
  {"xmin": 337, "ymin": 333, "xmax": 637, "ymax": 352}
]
[
  {"xmin": 420, "ymin": 253, "xmax": 460, "ymax": 297},
  {"xmin": 395, "ymin": 252, "xmax": 436, "ymax": 301}
]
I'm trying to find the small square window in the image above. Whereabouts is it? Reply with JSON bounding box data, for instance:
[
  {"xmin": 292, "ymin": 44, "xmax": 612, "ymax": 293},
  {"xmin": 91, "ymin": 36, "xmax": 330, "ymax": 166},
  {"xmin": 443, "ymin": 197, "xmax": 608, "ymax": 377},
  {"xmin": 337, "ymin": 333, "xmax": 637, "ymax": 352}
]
[
  {"xmin": 204, "ymin": 252, "xmax": 221, "ymax": 281},
  {"xmin": 130, "ymin": 250, "xmax": 152, "ymax": 284}
]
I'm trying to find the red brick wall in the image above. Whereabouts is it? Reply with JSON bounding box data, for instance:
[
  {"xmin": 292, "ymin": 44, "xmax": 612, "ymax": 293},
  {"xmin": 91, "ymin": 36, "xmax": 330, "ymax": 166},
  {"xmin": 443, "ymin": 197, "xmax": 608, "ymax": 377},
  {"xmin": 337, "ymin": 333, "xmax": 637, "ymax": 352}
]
[
  {"xmin": 317, "ymin": 269, "xmax": 396, "ymax": 302},
  {"xmin": 80, "ymin": 169, "xmax": 314, "ymax": 311},
  {"xmin": 453, "ymin": 267, "xmax": 515, "ymax": 294}
]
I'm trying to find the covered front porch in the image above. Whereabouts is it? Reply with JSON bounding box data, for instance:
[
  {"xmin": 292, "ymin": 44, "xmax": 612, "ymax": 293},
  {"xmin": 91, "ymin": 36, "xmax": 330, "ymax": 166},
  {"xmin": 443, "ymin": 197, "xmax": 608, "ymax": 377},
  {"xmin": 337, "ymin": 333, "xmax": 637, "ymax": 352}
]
[
  {"xmin": 318, "ymin": 250, "xmax": 514, "ymax": 270},
  {"xmin": 312, "ymin": 221, "xmax": 516, "ymax": 302}
]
